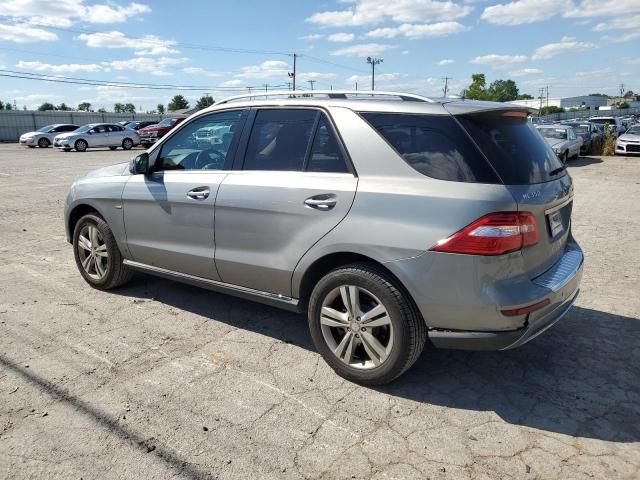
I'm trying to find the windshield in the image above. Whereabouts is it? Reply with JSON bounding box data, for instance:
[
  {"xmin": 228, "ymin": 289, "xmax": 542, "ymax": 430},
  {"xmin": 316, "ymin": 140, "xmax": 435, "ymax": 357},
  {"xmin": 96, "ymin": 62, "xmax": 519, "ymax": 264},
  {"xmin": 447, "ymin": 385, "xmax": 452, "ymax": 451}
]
[
  {"xmin": 626, "ymin": 126, "xmax": 640, "ymax": 135},
  {"xmin": 457, "ymin": 111, "xmax": 565, "ymax": 185},
  {"xmin": 37, "ymin": 125, "xmax": 55, "ymax": 132},
  {"xmin": 571, "ymin": 125, "xmax": 589, "ymax": 134},
  {"xmin": 157, "ymin": 118, "xmax": 176, "ymax": 127},
  {"xmin": 538, "ymin": 128, "xmax": 568, "ymax": 140},
  {"xmin": 590, "ymin": 118, "xmax": 615, "ymax": 125}
]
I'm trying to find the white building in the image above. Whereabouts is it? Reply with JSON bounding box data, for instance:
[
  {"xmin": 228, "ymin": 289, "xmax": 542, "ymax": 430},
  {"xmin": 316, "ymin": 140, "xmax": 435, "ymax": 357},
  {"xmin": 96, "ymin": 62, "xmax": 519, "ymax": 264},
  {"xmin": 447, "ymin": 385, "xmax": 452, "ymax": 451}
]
[{"xmin": 509, "ymin": 95, "xmax": 609, "ymax": 110}]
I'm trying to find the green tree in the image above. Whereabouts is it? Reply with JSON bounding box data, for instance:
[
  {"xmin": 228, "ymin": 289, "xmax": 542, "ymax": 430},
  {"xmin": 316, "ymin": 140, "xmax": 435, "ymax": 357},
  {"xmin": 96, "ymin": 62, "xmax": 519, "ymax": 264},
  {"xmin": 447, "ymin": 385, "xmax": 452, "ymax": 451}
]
[
  {"xmin": 97, "ymin": 107, "xmax": 107, "ymax": 113},
  {"xmin": 78, "ymin": 101, "xmax": 92, "ymax": 111},
  {"xmin": 539, "ymin": 105, "xmax": 565, "ymax": 116},
  {"xmin": 616, "ymin": 101, "xmax": 630, "ymax": 109},
  {"xmin": 56, "ymin": 103, "xmax": 70, "ymax": 111},
  {"xmin": 0, "ymin": 101, "xmax": 4, "ymax": 110},
  {"xmin": 517, "ymin": 93, "xmax": 534, "ymax": 100},
  {"xmin": 123, "ymin": 103, "xmax": 136, "ymax": 113},
  {"xmin": 487, "ymin": 79, "xmax": 519, "ymax": 102},
  {"xmin": 113, "ymin": 103, "xmax": 125, "ymax": 113},
  {"xmin": 465, "ymin": 74, "xmax": 488, "ymax": 100},
  {"xmin": 195, "ymin": 94, "xmax": 214, "ymax": 110},
  {"xmin": 168, "ymin": 95, "xmax": 189, "ymax": 111},
  {"xmin": 38, "ymin": 102, "xmax": 56, "ymax": 111},
  {"xmin": 157, "ymin": 104, "xmax": 165, "ymax": 114},
  {"xmin": 5, "ymin": 102, "xmax": 12, "ymax": 111}
]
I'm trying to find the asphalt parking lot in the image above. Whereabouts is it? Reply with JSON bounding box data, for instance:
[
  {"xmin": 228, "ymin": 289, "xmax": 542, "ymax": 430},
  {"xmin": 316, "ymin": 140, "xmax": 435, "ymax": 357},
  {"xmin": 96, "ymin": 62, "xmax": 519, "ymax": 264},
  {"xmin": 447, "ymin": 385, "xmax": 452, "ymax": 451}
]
[{"xmin": 0, "ymin": 143, "xmax": 639, "ymax": 480}]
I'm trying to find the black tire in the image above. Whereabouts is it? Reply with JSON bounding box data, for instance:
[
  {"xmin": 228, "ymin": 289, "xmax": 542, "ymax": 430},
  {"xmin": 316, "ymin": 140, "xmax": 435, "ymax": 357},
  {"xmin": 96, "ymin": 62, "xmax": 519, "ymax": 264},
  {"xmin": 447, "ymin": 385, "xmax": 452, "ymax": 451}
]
[
  {"xmin": 38, "ymin": 138, "xmax": 50, "ymax": 148},
  {"xmin": 109, "ymin": 146, "xmax": 118, "ymax": 150},
  {"xmin": 75, "ymin": 139, "xmax": 88, "ymax": 152},
  {"xmin": 72, "ymin": 213, "xmax": 133, "ymax": 290},
  {"xmin": 27, "ymin": 145, "xmax": 36, "ymax": 148},
  {"xmin": 122, "ymin": 138, "xmax": 133, "ymax": 150},
  {"xmin": 308, "ymin": 263, "xmax": 426, "ymax": 385}
]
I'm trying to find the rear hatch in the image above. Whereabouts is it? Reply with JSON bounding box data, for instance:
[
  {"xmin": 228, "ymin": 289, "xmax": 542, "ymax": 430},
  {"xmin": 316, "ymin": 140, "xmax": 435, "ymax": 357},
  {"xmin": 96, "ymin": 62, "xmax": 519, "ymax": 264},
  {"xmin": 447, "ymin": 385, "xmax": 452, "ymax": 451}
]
[{"xmin": 449, "ymin": 105, "xmax": 573, "ymax": 277}]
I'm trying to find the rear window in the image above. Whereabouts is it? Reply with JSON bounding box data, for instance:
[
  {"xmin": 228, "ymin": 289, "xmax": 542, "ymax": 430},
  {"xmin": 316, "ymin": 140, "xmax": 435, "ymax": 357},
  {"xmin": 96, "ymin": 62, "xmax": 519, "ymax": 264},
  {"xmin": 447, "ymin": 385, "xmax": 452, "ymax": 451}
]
[
  {"xmin": 457, "ymin": 111, "xmax": 565, "ymax": 185},
  {"xmin": 360, "ymin": 112, "xmax": 499, "ymax": 183}
]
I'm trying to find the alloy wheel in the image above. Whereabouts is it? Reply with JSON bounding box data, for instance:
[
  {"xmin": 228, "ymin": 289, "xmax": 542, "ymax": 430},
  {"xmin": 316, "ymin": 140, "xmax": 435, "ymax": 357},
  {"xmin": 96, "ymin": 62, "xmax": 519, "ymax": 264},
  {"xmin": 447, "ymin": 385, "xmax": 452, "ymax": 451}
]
[
  {"xmin": 320, "ymin": 285, "xmax": 393, "ymax": 369},
  {"xmin": 77, "ymin": 224, "xmax": 109, "ymax": 280}
]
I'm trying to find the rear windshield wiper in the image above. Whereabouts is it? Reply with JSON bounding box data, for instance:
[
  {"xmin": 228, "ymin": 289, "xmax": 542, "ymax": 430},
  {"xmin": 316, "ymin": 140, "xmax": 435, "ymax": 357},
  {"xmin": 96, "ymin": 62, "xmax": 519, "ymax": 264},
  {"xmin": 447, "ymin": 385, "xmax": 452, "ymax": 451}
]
[{"xmin": 549, "ymin": 165, "xmax": 566, "ymax": 176}]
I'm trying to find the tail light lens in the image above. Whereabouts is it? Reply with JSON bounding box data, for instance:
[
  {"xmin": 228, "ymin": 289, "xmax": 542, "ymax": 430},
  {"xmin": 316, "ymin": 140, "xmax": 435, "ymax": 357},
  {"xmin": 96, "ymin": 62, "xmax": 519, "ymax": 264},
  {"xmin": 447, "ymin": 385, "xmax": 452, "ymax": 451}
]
[{"xmin": 431, "ymin": 212, "xmax": 538, "ymax": 256}]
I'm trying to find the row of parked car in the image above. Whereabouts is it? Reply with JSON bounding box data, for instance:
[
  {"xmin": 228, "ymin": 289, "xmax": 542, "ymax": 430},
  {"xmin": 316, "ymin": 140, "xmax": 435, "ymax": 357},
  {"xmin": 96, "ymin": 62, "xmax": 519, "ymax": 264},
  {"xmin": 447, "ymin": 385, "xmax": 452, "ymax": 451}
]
[
  {"xmin": 18, "ymin": 117, "xmax": 186, "ymax": 152},
  {"xmin": 532, "ymin": 115, "xmax": 640, "ymax": 161}
]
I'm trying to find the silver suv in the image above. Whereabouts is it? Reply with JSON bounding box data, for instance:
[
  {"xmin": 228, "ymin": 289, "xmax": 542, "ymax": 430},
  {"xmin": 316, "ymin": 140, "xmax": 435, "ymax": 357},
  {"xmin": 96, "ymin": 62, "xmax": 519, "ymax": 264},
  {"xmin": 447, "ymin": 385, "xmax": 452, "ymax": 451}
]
[{"xmin": 64, "ymin": 91, "xmax": 583, "ymax": 385}]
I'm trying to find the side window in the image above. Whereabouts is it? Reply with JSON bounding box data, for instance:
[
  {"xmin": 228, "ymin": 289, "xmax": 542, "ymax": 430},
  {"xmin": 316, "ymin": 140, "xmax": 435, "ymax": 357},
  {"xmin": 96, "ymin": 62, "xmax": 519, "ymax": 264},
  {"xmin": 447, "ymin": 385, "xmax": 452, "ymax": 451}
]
[
  {"xmin": 109, "ymin": 125, "xmax": 123, "ymax": 132},
  {"xmin": 93, "ymin": 125, "xmax": 107, "ymax": 133},
  {"xmin": 158, "ymin": 110, "xmax": 245, "ymax": 172},
  {"xmin": 361, "ymin": 112, "xmax": 498, "ymax": 183},
  {"xmin": 243, "ymin": 109, "xmax": 317, "ymax": 171},
  {"xmin": 306, "ymin": 116, "xmax": 349, "ymax": 173},
  {"xmin": 62, "ymin": 125, "xmax": 77, "ymax": 132}
]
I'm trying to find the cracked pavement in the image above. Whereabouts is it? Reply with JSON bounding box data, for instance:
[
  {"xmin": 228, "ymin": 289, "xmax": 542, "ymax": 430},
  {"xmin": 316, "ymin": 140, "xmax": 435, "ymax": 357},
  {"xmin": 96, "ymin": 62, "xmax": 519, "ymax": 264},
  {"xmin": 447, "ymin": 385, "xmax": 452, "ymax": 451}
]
[{"xmin": 0, "ymin": 145, "xmax": 638, "ymax": 479}]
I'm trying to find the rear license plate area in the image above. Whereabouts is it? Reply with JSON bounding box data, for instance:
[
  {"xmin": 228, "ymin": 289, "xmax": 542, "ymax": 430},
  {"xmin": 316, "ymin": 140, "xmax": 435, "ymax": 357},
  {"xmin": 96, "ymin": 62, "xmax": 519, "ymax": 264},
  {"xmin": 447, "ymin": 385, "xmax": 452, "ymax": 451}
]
[{"xmin": 547, "ymin": 200, "xmax": 572, "ymax": 239}]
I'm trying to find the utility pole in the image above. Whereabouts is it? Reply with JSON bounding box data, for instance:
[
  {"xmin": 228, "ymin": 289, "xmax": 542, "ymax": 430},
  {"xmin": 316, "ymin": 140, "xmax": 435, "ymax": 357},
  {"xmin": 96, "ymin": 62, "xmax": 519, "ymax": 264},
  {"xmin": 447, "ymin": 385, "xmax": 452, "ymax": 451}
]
[
  {"xmin": 355, "ymin": 81, "xmax": 358, "ymax": 91},
  {"xmin": 620, "ymin": 83, "xmax": 625, "ymax": 97},
  {"xmin": 288, "ymin": 53, "xmax": 297, "ymax": 91},
  {"xmin": 546, "ymin": 86, "xmax": 549, "ymax": 107},
  {"xmin": 366, "ymin": 56, "xmax": 383, "ymax": 91},
  {"xmin": 263, "ymin": 84, "xmax": 269, "ymax": 93},
  {"xmin": 539, "ymin": 87, "xmax": 545, "ymax": 111},
  {"xmin": 307, "ymin": 79, "xmax": 316, "ymax": 90},
  {"xmin": 442, "ymin": 77, "xmax": 452, "ymax": 97}
]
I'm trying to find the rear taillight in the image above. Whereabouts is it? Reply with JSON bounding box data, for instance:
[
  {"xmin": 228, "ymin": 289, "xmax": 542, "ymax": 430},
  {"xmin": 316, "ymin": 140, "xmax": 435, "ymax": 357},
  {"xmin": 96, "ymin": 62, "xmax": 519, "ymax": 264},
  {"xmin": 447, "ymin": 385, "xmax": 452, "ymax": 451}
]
[{"xmin": 430, "ymin": 212, "xmax": 538, "ymax": 256}]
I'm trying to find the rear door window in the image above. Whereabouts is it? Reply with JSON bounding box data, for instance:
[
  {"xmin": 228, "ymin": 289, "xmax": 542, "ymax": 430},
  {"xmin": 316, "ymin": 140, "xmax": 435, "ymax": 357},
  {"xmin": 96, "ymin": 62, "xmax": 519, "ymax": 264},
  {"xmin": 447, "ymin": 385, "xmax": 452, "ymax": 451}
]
[
  {"xmin": 360, "ymin": 112, "xmax": 499, "ymax": 183},
  {"xmin": 457, "ymin": 111, "xmax": 564, "ymax": 185},
  {"xmin": 306, "ymin": 115, "xmax": 349, "ymax": 173},
  {"xmin": 243, "ymin": 109, "xmax": 317, "ymax": 171}
]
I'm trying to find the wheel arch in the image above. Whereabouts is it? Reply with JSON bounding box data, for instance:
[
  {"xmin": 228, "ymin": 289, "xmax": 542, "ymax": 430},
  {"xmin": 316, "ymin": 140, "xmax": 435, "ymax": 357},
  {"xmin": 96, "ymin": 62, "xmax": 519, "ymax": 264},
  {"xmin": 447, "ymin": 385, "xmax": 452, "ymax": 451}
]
[
  {"xmin": 295, "ymin": 251, "xmax": 418, "ymax": 314},
  {"xmin": 67, "ymin": 203, "xmax": 103, "ymax": 240}
]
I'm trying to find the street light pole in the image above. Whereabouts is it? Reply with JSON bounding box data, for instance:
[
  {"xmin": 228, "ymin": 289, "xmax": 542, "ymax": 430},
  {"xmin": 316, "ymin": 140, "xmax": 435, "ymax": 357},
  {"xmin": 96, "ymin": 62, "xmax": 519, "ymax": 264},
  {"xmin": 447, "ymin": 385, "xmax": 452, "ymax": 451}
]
[{"xmin": 366, "ymin": 56, "xmax": 383, "ymax": 91}]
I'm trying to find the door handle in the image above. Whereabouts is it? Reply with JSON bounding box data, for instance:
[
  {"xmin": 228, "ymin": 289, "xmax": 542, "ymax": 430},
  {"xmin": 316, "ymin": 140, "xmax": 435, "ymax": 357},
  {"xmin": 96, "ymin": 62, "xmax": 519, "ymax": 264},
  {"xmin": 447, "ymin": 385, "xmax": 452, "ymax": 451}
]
[
  {"xmin": 186, "ymin": 187, "xmax": 210, "ymax": 200},
  {"xmin": 304, "ymin": 194, "xmax": 337, "ymax": 211}
]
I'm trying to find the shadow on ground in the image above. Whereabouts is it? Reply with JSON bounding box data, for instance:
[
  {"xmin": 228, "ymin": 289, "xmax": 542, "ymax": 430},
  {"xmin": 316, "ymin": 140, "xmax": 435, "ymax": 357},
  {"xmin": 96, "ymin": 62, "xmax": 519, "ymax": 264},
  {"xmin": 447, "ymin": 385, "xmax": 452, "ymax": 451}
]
[
  {"xmin": 109, "ymin": 274, "xmax": 640, "ymax": 444},
  {"xmin": 568, "ymin": 156, "xmax": 604, "ymax": 167}
]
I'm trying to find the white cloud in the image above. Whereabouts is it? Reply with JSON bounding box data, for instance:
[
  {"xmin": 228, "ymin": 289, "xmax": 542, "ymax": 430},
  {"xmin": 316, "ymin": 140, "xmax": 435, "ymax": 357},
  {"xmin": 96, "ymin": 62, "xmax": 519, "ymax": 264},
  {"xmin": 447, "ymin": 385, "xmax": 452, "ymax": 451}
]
[
  {"xmin": 481, "ymin": 0, "xmax": 571, "ymax": 26},
  {"xmin": 14, "ymin": 93, "xmax": 63, "ymax": 108},
  {"xmin": 297, "ymin": 72, "xmax": 338, "ymax": 81},
  {"xmin": 509, "ymin": 68, "xmax": 543, "ymax": 76},
  {"xmin": 235, "ymin": 60, "xmax": 290, "ymax": 79},
  {"xmin": 365, "ymin": 21, "xmax": 468, "ymax": 38},
  {"xmin": 307, "ymin": 0, "xmax": 472, "ymax": 26},
  {"xmin": 345, "ymin": 72, "xmax": 403, "ymax": 84},
  {"xmin": 77, "ymin": 31, "xmax": 178, "ymax": 53},
  {"xmin": 300, "ymin": 34, "xmax": 324, "ymax": 41},
  {"xmin": 1, "ymin": 1, "xmax": 150, "ymax": 25},
  {"xmin": 593, "ymin": 15, "xmax": 640, "ymax": 31},
  {"xmin": 16, "ymin": 60, "xmax": 108, "ymax": 73},
  {"xmin": 601, "ymin": 30, "xmax": 640, "ymax": 43},
  {"xmin": 437, "ymin": 59, "xmax": 455, "ymax": 65},
  {"xmin": 532, "ymin": 36, "xmax": 597, "ymax": 60},
  {"xmin": 330, "ymin": 43, "xmax": 393, "ymax": 57},
  {"xmin": 564, "ymin": 0, "xmax": 640, "ymax": 18},
  {"xmin": 470, "ymin": 54, "xmax": 527, "ymax": 67},
  {"xmin": 0, "ymin": 23, "xmax": 58, "ymax": 43},
  {"xmin": 108, "ymin": 56, "xmax": 187, "ymax": 76},
  {"xmin": 182, "ymin": 67, "xmax": 223, "ymax": 77},
  {"xmin": 327, "ymin": 32, "xmax": 355, "ymax": 42}
]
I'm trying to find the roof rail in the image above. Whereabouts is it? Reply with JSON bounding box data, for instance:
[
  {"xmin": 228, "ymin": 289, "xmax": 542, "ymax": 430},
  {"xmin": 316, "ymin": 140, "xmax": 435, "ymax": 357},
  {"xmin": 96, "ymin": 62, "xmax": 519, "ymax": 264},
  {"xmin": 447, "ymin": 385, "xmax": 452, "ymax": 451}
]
[{"xmin": 216, "ymin": 90, "xmax": 435, "ymax": 105}]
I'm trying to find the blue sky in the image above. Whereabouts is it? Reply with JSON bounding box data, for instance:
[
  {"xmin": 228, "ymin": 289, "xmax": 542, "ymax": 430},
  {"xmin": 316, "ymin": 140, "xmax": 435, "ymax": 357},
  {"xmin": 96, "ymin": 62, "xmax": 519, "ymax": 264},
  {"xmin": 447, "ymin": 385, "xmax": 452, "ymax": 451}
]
[{"xmin": 0, "ymin": 0, "xmax": 638, "ymax": 111}]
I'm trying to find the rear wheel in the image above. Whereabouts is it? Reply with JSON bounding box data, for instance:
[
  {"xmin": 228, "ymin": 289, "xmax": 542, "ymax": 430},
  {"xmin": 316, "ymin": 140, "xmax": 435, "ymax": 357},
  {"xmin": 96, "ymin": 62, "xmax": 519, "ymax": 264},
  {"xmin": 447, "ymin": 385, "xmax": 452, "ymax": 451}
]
[
  {"xmin": 308, "ymin": 263, "xmax": 426, "ymax": 385},
  {"xmin": 38, "ymin": 138, "xmax": 50, "ymax": 148},
  {"xmin": 122, "ymin": 138, "xmax": 133, "ymax": 150},
  {"xmin": 73, "ymin": 214, "xmax": 133, "ymax": 290},
  {"xmin": 75, "ymin": 139, "xmax": 88, "ymax": 152}
]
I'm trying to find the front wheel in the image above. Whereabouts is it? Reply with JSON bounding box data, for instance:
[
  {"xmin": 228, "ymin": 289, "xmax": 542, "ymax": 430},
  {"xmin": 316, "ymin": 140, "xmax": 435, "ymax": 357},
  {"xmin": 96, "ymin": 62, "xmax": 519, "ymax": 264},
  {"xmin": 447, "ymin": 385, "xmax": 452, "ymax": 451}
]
[
  {"xmin": 38, "ymin": 138, "xmax": 50, "ymax": 148},
  {"xmin": 75, "ymin": 139, "xmax": 88, "ymax": 152},
  {"xmin": 308, "ymin": 263, "xmax": 426, "ymax": 385},
  {"xmin": 73, "ymin": 214, "xmax": 133, "ymax": 290},
  {"xmin": 122, "ymin": 138, "xmax": 133, "ymax": 150}
]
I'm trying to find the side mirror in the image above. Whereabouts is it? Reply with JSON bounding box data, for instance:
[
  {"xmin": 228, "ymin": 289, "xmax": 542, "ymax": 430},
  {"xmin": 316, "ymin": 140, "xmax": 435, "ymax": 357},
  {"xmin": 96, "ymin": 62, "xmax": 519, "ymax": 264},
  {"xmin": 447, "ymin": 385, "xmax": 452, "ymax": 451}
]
[{"xmin": 129, "ymin": 152, "xmax": 149, "ymax": 175}]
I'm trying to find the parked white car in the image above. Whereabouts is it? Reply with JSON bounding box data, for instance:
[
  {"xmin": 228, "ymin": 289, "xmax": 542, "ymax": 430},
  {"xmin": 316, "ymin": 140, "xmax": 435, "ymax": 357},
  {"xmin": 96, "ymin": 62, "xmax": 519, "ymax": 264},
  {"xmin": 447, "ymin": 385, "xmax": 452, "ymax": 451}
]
[
  {"xmin": 589, "ymin": 116, "xmax": 623, "ymax": 137},
  {"xmin": 615, "ymin": 124, "xmax": 640, "ymax": 155},
  {"xmin": 54, "ymin": 123, "xmax": 140, "ymax": 152},
  {"xmin": 19, "ymin": 124, "xmax": 79, "ymax": 148}
]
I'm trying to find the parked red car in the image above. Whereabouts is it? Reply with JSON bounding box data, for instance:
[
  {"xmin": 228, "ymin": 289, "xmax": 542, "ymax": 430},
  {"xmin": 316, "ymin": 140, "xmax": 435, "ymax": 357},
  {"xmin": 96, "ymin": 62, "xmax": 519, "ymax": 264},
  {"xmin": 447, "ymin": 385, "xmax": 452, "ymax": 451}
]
[{"xmin": 138, "ymin": 117, "xmax": 186, "ymax": 147}]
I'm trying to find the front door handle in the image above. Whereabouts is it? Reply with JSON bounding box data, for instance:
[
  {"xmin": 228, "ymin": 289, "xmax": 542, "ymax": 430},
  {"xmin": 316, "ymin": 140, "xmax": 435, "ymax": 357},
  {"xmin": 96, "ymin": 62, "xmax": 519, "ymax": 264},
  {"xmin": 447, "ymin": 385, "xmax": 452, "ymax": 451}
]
[
  {"xmin": 304, "ymin": 194, "xmax": 337, "ymax": 211},
  {"xmin": 186, "ymin": 187, "xmax": 210, "ymax": 200}
]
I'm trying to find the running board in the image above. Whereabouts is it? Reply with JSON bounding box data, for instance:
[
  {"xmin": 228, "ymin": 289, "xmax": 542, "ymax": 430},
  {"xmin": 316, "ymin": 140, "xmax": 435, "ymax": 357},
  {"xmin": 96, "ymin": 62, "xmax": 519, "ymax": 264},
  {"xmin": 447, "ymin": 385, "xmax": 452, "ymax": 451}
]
[{"xmin": 123, "ymin": 260, "xmax": 300, "ymax": 312}]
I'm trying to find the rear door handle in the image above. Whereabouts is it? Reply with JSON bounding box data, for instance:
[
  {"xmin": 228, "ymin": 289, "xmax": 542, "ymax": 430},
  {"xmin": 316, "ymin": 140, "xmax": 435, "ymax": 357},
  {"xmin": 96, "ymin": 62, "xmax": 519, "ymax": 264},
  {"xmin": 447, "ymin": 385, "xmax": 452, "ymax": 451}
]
[
  {"xmin": 304, "ymin": 194, "xmax": 337, "ymax": 210},
  {"xmin": 186, "ymin": 187, "xmax": 210, "ymax": 200}
]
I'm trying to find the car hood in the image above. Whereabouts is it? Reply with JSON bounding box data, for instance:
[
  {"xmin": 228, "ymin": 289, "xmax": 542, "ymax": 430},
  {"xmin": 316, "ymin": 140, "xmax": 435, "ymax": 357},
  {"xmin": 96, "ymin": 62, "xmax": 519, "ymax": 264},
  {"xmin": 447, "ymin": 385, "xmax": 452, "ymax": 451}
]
[
  {"xmin": 21, "ymin": 131, "xmax": 44, "ymax": 137},
  {"xmin": 619, "ymin": 133, "xmax": 640, "ymax": 142},
  {"xmin": 56, "ymin": 131, "xmax": 79, "ymax": 139},
  {"xmin": 542, "ymin": 137, "xmax": 567, "ymax": 148},
  {"xmin": 82, "ymin": 162, "xmax": 130, "ymax": 179}
]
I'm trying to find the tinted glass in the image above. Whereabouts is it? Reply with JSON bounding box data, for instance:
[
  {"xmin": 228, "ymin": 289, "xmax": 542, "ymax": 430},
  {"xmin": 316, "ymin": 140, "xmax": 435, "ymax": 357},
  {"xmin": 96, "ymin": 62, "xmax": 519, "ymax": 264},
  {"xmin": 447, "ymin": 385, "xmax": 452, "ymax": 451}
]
[
  {"xmin": 458, "ymin": 111, "xmax": 565, "ymax": 185},
  {"xmin": 306, "ymin": 116, "xmax": 349, "ymax": 173},
  {"xmin": 93, "ymin": 125, "xmax": 107, "ymax": 133},
  {"xmin": 361, "ymin": 112, "xmax": 498, "ymax": 183},
  {"xmin": 158, "ymin": 110, "xmax": 244, "ymax": 171},
  {"xmin": 108, "ymin": 125, "xmax": 123, "ymax": 132},
  {"xmin": 37, "ymin": 125, "xmax": 55, "ymax": 132},
  {"xmin": 244, "ymin": 109, "xmax": 317, "ymax": 171},
  {"xmin": 61, "ymin": 125, "xmax": 78, "ymax": 132}
]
